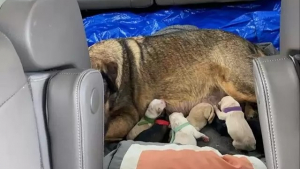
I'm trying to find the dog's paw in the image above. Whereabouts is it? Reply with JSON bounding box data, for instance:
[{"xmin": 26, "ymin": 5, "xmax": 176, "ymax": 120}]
[{"xmin": 201, "ymin": 135, "xmax": 210, "ymax": 142}]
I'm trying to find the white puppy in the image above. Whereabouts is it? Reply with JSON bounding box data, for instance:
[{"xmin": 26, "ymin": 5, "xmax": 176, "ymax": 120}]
[
  {"xmin": 213, "ymin": 96, "xmax": 256, "ymax": 151},
  {"xmin": 126, "ymin": 99, "xmax": 166, "ymax": 140},
  {"xmin": 169, "ymin": 112, "xmax": 209, "ymax": 146}
]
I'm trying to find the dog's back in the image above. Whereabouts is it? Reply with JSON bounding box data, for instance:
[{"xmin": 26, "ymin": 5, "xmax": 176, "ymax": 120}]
[{"xmin": 137, "ymin": 30, "xmax": 265, "ymax": 113}]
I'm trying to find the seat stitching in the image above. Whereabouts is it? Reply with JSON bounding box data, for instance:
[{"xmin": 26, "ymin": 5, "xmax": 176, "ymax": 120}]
[
  {"xmin": 75, "ymin": 72, "xmax": 86, "ymax": 169},
  {"xmin": 76, "ymin": 70, "xmax": 100, "ymax": 169},
  {"xmin": 260, "ymin": 57, "xmax": 287, "ymax": 63},
  {"xmin": 74, "ymin": 69, "xmax": 98, "ymax": 169},
  {"xmin": 0, "ymin": 82, "xmax": 28, "ymax": 108},
  {"xmin": 255, "ymin": 59, "xmax": 279, "ymax": 169}
]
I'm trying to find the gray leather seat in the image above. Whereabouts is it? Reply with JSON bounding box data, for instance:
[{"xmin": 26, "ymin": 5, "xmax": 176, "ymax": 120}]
[
  {"xmin": 78, "ymin": 0, "xmax": 153, "ymax": 10},
  {"xmin": 155, "ymin": 0, "xmax": 252, "ymax": 6},
  {"xmin": 0, "ymin": 0, "xmax": 105, "ymax": 169},
  {"xmin": 0, "ymin": 31, "xmax": 41, "ymax": 169},
  {"xmin": 253, "ymin": 0, "xmax": 300, "ymax": 169}
]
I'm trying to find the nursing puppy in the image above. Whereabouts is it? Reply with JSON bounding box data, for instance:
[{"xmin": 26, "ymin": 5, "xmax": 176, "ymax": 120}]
[
  {"xmin": 187, "ymin": 103, "xmax": 215, "ymax": 131},
  {"xmin": 89, "ymin": 29, "xmax": 265, "ymax": 140},
  {"xmin": 213, "ymin": 96, "xmax": 256, "ymax": 151},
  {"xmin": 169, "ymin": 112, "xmax": 209, "ymax": 146},
  {"xmin": 134, "ymin": 110, "xmax": 171, "ymax": 143},
  {"xmin": 126, "ymin": 99, "xmax": 166, "ymax": 140}
]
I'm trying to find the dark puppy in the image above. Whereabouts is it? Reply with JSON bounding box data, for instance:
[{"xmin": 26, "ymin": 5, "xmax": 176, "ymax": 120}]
[
  {"xmin": 247, "ymin": 118, "xmax": 264, "ymax": 154},
  {"xmin": 134, "ymin": 110, "xmax": 171, "ymax": 143},
  {"xmin": 210, "ymin": 117, "xmax": 229, "ymax": 136}
]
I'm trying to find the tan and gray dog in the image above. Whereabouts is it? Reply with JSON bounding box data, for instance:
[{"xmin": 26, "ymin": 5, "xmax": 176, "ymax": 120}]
[
  {"xmin": 187, "ymin": 103, "xmax": 215, "ymax": 131},
  {"xmin": 213, "ymin": 96, "xmax": 256, "ymax": 151},
  {"xmin": 89, "ymin": 29, "xmax": 265, "ymax": 140}
]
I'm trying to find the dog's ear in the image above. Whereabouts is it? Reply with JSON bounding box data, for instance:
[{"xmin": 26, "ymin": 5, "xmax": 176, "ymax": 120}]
[
  {"xmin": 105, "ymin": 62, "xmax": 118, "ymax": 87},
  {"xmin": 101, "ymin": 62, "xmax": 118, "ymax": 94}
]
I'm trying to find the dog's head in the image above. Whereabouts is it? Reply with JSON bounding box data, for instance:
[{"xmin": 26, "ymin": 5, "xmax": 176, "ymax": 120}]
[
  {"xmin": 218, "ymin": 96, "xmax": 240, "ymax": 111},
  {"xmin": 169, "ymin": 112, "xmax": 186, "ymax": 129},
  {"xmin": 145, "ymin": 99, "xmax": 166, "ymax": 118},
  {"xmin": 156, "ymin": 109, "xmax": 169, "ymax": 121},
  {"xmin": 89, "ymin": 40, "xmax": 124, "ymax": 135}
]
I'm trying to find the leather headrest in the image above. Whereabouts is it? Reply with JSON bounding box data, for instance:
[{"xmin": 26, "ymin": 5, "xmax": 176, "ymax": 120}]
[{"xmin": 0, "ymin": 0, "xmax": 90, "ymax": 71}]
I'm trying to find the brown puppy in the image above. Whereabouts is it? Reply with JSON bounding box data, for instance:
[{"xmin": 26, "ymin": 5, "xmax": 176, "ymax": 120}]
[
  {"xmin": 187, "ymin": 103, "xmax": 215, "ymax": 131},
  {"xmin": 89, "ymin": 29, "xmax": 265, "ymax": 140},
  {"xmin": 213, "ymin": 96, "xmax": 256, "ymax": 151}
]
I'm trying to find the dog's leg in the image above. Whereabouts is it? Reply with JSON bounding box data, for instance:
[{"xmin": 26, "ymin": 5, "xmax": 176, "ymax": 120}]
[
  {"xmin": 244, "ymin": 102, "xmax": 258, "ymax": 119},
  {"xmin": 105, "ymin": 106, "xmax": 139, "ymax": 140},
  {"xmin": 219, "ymin": 80, "xmax": 256, "ymax": 103},
  {"xmin": 213, "ymin": 105, "xmax": 227, "ymax": 120},
  {"xmin": 217, "ymin": 66, "xmax": 257, "ymax": 103},
  {"xmin": 192, "ymin": 128, "xmax": 209, "ymax": 142}
]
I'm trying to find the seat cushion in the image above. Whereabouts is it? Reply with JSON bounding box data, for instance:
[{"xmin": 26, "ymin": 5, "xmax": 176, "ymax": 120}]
[{"xmin": 78, "ymin": 0, "xmax": 153, "ymax": 10}]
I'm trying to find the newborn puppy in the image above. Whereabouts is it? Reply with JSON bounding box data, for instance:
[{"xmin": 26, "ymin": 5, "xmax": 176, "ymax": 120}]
[
  {"xmin": 213, "ymin": 96, "xmax": 256, "ymax": 151},
  {"xmin": 169, "ymin": 112, "xmax": 209, "ymax": 146},
  {"xmin": 187, "ymin": 103, "xmax": 215, "ymax": 131},
  {"xmin": 126, "ymin": 99, "xmax": 166, "ymax": 140},
  {"xmin": 134, "ymin": 110, "xmax": 171, "ymax": 143}
]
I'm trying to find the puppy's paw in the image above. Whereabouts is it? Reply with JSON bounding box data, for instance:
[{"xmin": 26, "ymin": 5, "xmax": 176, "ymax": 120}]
[{"xmin": 201, "ymin": 135, "xmax": 210, "ymax": 142}]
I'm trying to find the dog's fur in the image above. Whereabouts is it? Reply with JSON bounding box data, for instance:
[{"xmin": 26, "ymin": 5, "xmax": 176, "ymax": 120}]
[
  {"xmin": 187, "ymin": 103, "xmax": 215, "ymax": 131},
  {"xmin": 169, "ymin": 112, "xmax": 209, "ymax": 145},
  {"xmin": 89, "ymin": 29, "xmax": 265, "ymax": 140},
  {"xmin": 213, "ymin": 96, "xmax": 256, "ymax": 151},
  {"xmin": 126, "ymin": 99, "xmax": 166, "ymax": 140},
  {"xmin": 134, "ymin": 110, "xmax": 171, "ymax": 143}
]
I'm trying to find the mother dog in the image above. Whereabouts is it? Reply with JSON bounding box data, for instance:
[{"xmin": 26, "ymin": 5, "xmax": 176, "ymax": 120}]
[{"xmin": 89, "ymin": 29, "xmax": 265, "ymax": 140}]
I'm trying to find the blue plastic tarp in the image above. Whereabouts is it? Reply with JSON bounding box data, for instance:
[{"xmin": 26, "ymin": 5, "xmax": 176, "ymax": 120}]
[{"xmin": 83, "ymin": 0, "xmax": 281, "ymax": 50}]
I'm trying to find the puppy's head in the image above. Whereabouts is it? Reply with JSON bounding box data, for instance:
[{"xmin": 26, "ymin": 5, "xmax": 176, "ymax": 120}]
[
  {"xmin": 145, "ymin": 99, "xmax": 166, "ymax": 118},
  {"xmin": 169, "ymin": 112, "xmax": 186, "ymax": 129},
  {"xmin": 156, "ymin": 109, "xmax": 169, "ymax": 121},
  {"xmin": 190, "ymin": 103, "xmax": 215, "ymax": 124},
  {"xmin": 218, "ymin": 96, "xmax": 240, "ymax": 111}
]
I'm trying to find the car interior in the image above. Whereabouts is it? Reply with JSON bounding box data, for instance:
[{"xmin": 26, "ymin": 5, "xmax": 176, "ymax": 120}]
[{"xmin": 0, "ymin": 0, "xmax": 299, "ymax": 169}]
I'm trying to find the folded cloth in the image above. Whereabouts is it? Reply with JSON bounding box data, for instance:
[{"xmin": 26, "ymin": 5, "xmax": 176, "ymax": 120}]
[{"xmin": 104, "ymin": 140, "xmax": 267, "ymax": 169}]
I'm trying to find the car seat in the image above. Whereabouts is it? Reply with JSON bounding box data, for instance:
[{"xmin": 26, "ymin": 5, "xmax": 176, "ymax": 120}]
[
  {"xmin": 252, "ymin": 0, "xmax": 300, "ymax": 168},
  {"xmin": 0, "ymin": 0, "xmax": 105, "ymax": 169},
  {"xmin": 0, "ymin": 30, "xmax": 42, "ymax": 169}
]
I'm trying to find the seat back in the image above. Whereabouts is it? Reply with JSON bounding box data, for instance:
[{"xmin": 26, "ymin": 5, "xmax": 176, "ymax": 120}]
[
  {"xmin": 253, "ymin": 0, "xmax": 300, "ymax": 169},
  {"xmin": 0, "ymin": 31, "xmax": 41, "ymax": 169}
]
